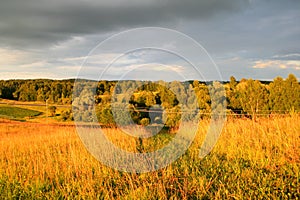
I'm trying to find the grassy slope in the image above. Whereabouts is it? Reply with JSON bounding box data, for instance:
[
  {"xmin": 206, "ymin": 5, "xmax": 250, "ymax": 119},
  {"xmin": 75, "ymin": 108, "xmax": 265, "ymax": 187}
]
[
  {"xmin": 0, "ymin": 116, "xmax": 299, "ymax": 199},
  {"xmin": 0, "ymin": 106, "xmax": 41, "ymax": 120},
  {"xmin": 0, "ymin": 99, "xmax": 71, "ymax": 122}
]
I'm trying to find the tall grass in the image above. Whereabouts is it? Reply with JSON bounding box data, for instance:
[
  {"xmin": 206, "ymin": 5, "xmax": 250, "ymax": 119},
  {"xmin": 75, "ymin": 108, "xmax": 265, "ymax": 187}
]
[{"xmin": 0, "ymin": 116, "xmax": 299, "ymax": 199}]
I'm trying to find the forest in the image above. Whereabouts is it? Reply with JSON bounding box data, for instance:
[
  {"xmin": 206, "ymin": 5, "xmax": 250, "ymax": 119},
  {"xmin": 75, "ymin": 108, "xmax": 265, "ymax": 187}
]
[{"xmin": 0, "ymin": 74, "xmax": 299, "ymax": 126}]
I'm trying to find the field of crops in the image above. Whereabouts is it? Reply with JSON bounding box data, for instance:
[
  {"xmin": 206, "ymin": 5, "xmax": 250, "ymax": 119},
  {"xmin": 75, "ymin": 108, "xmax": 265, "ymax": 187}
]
[{"xmin": 0, "ymin": 116, "xmax": 299, "ymax": 199}]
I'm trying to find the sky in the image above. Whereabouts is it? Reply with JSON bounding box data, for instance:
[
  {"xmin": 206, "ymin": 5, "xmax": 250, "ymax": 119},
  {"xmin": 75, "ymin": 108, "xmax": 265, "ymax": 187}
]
[{"xmin": 0, "ymin": 0, "xmax": 299, "ymax": 81}]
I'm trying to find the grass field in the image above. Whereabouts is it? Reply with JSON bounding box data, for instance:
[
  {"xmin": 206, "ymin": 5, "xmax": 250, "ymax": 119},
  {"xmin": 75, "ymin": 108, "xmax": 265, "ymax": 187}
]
[
  {"xmin": 0, "ymin": 106, "xmax": 42, "ymax": 121},
  {"xmin": 0, "ymin": 116, "xmax": 299, "ymax": 199},
  {"xmin": 0, "ymin": 99, "xmax": 72, "ymax": 123}
]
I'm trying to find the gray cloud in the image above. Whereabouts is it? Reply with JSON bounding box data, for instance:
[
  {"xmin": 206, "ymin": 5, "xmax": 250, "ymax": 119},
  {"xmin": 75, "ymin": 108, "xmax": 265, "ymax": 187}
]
[
  {"xmin": 0, "ymin": 0, "xmax": 249, "ymax": 48},
  {"xmin": 0, "ymin": 0, "xmax": 299, "ymax": 80}
]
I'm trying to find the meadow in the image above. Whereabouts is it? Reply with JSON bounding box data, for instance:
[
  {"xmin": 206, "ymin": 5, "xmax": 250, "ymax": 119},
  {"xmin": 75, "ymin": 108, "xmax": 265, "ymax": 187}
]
[
  {"xmin": 0, "ymin": 115, "xmax": 299, "ymax": 199},
  {"xmin": 0, "ymin": 106, "xmax": 41, "ymax": 121}
]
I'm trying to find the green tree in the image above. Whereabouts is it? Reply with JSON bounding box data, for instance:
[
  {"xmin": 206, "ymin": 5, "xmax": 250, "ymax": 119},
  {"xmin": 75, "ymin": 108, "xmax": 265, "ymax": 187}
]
[
  {"xmin": 269, "ymin": 76, "xmax": 286, "ymax": 112},
  {"xmin": 269, "ymin": 74, "xmax": 300, "ymax": 112},
  {"xmin": 72, "ymin": 83, "xmax": 97, "ymax": 122},
  {"xmin": 227, "ymin": 76, "xmax": 242, "ymax": 112},
  {"xmin": 163, "ymin": 105, "xmax": 181, "ymax": 129},
  {"xmin": 237, "ymin": 79, "xmax": 269, "ymax": 120},
  {"xmin": 95, "ymin": 104, "xmax": 115, "ymax": 126},
  {"xmin": 209, "ymin": 81, "xmax": 226, "ymax": 118},
  {"xmin": 194, "ymin": 84, "xmax": 210, "ymax": 112},
  {"xmin": 140, "ymin": 118, "xmax": 150, "ymax": 126},
  {"xmin": 284, "ymin": 74, "xmax": 300, "ymax": 111},
  {"xmin": 60, "ymin": 109, "xmax": 73, "ymax": 121}
]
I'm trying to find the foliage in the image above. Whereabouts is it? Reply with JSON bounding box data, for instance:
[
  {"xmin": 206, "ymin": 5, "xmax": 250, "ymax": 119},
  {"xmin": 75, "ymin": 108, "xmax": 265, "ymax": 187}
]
[
  {"xmin": 140, "ymin": 118, "xmax": 150, "ymax": 126},
  {"xmin": 237, "ymin": 79, "xmax": 269, "ymax": 119},
  {"xmin": 59, "ymin": 109, "xmax": 73, "ymax": 121},
  {"xmin": 0, "ymin": 79, "xmax": 74, "ymax": 104},
  {"xmin": 1, "ymin": 74, "xmax": 300, "ymax": 125},
  {"xmin": 47, "ymin": 106, "xmax": 56, "ymax": 117},
  {"xmin": 269, "ymin": 74, "xmax": 300, "ymax": 113}
]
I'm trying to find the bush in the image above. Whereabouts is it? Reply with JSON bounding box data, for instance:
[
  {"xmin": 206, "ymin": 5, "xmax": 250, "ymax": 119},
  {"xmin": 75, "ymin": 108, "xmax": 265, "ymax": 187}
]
[
  {"xmin": 59, "ymin": 109, "xmax": 73, "ymax": 121},
  {"xmin": 140, "ymin": 118, "xmax": 150, "ymax": 126},
  {"xmin": 47, "ymin": 106, "xmax": 56, "ymax": 117}
]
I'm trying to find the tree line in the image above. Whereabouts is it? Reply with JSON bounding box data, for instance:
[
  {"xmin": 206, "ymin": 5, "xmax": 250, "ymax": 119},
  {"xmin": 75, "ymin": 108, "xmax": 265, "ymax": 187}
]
[
  {"xmin": 0, "ymin": 74, "xmax": 299, "ymax": 125},
  {"xmin": 0, "ymin": 79, "xmax": 74, "ymax": 104}
]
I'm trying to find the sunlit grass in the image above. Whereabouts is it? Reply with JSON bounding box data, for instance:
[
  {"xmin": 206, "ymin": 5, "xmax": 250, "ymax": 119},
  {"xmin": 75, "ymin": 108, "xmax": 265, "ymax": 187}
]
[{"xmin": 0, "ymin": 116, "xmax": 299, "ymax": 199}]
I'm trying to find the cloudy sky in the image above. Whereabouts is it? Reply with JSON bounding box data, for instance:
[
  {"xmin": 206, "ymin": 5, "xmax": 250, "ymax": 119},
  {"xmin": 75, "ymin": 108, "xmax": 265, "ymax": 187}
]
[{"xmin": 0, "ymin": 0, "xmax": 299, "ymax": 81}]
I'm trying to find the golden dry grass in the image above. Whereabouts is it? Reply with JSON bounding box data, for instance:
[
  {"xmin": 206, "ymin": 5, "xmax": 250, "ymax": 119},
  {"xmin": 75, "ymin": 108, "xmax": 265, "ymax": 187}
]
[{"xmin": 0, "ymin": 116, "xmax": 299, "ymax": 199}]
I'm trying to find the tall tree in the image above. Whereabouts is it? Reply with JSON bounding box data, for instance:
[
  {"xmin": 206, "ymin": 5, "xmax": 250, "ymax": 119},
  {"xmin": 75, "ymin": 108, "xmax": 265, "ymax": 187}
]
[
  {"xmin": 237, "ymin": 79, "xmax": 269, "ymax": 120},
  {"xmin": 227, "ymin": 76, "xmax": 242, "ymax": 112}
]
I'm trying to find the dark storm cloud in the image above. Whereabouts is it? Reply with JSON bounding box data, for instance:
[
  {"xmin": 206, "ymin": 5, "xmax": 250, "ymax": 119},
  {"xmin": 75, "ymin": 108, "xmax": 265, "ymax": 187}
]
[{"xmin": 0, "ymin": 0, "xmax": 249, "ymax": 47}]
